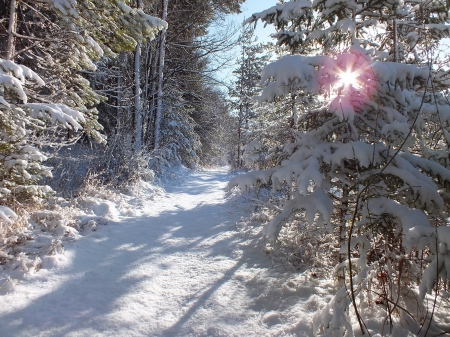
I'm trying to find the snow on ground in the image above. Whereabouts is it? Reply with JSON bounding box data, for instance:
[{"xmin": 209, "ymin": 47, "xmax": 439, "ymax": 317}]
[{"xmin": 0, "ymin": 168, "xmax": 329, "ymax": 337}]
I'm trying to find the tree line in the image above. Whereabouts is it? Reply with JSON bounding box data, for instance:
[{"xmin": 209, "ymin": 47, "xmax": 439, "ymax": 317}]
[{"xmin": 0, "ymin": 0, "xmax": 243, "ymax": 247}]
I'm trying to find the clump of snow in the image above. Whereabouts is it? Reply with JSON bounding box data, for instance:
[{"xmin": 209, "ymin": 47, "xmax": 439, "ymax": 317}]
[
  {"xmin": 25, "ymin": 103, "xmax": 84, "ymax": 131},
  {"xmin": 244, "ymin": 0, "xmax": 313, "ymax": 26},
  {"xmin": 80, "ymin": 197, "xmax": 120, "ymax": 220},
  {"xmin": 0, "ymin": 206, "xmax": 18, "ymax": 225},
  {"xmin": 256, "ymin": 52, "xmax": 430, "ymax": 125},
  {"xmin": 265, "ymin": 188, "xmax": 332, "ymax": 241}
]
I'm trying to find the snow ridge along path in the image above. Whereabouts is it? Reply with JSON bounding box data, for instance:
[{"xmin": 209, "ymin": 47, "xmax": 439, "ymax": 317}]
[{"xmin": 0, "ymin": 169, "xmax": 322, "ymax": 337}]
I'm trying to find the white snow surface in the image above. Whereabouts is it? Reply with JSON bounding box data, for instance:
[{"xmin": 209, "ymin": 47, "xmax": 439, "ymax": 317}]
[{"xmin": 0, "ymin": 168, "xmax": 325, "ymax": 337}]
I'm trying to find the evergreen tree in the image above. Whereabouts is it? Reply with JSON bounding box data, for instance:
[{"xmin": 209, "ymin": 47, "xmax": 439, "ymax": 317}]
[
  {"xmin": 0, "ymin": 0, "xmax": 165, "ymax": 233},
  {"xmin": 230, "ymin": 0, "xmax": 450, "ymax": 335},
  {"xmin": 152, "ymin": 0, "xmax": 244, "ymax": 169},
  {"xmin": 92, "ymin": 0, "xmax": 244, "ymax": 176},
  {"xmin": 229, "ymin": 25, "xmax": 270, "ymax": 169}
]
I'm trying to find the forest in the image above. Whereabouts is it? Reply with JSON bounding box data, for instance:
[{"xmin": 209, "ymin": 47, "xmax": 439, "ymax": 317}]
[{"xmin": 1, "ymin": 0, "xmax": 450, "ymax": 336}]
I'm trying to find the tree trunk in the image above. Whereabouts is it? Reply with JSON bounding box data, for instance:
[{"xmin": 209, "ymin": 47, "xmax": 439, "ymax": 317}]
[
  {"xmin": 237, "ymin": 41, "xmax": 245, "ymax": 169},
  {"xmin": 6, "ymin": 0, "xmax": 17, "ymax": 60},
  {"xmin": 154, "ymin": 0, "xmax": 169, "ymax": 150},
  {"xmin": 142, "ymin": 42, "xmax": 152, "ymax": 145},
  {"xmin": 237, "ymin": 103, "xmax": 243, "ymax": 169},
  {"xmin": 145, "ymin": 44, "xmax": 159, "ymax": 146},
  {"xmin": 135, "ymin": 42, "xmax": 142, "ymax": 152},
  {"xmin": 393, "ymin": 19, "xmax": 398, "ymax": 62},
  {"xmin": 134, "ymin": 0, "xmax": 143, "ymax": 153},
  {"xmin": 117, "ymin": 52, "xmax": 125, "ymax": 133}
]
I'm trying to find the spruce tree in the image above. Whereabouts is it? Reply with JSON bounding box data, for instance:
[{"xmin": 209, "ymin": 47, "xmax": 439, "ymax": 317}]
[
  {"xmin": 229, "ymin": 25, "xmax": 270, "ymax": 169},
  {"xmin": 229, "ymin": 0, "xmax": 450, "ymax": 335}
]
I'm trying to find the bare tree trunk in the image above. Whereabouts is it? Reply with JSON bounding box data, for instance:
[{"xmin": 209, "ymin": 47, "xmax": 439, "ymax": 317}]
[
  {"xmin": 145, "ymin": 44, "xmax": 159, "ymax": 146},
  {"xmin": 117, "ymin": 52, "xmax": 125, "ymax": 133},
  {"xmin": 135, "ymin": 43, "xmax": 142, "ymax": 152},
  {"xmin": 134, "ymin": 0, "xmax": 143, "ymax": 153},
  {"xmin": 6, "ymin": 0, "xmax": 17, "ymax": 60},
  {"xmin": 154, "ymin": 0, "xmax": 169, "ymax": 150},
  {"xmin": 393, "ymin": 19, "xmax": 398, "ymax": 62},
  {"xmin": 142, "ymin": 42, "xmax": 152, "ymax": 144},
  {"xmin": 106, "ymin": 52, "xmax": 125, "ymax": 173},
  {"xmin": 237, "ymin": 42, "xmax": 245, "ymax": 169},
  {"xmin": 237, "ymin": 103, "xmax": 243, "ymax": 169}
]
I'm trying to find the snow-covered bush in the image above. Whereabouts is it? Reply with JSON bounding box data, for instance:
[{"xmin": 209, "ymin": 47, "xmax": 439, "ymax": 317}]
[
  {"xmin": 0, "ymin": 58, "xmax": 90, "ymax": 249},
  {"xmin": 229, "ymin": 0, "xmax": 450, "ymax": 335},
  {"xmin": 0, "ymin": 59, "xmax": 86, "ymax": 214},
  {"xmin": 0, "ymin": 0, "xmax": 166, "ymax": 258}
]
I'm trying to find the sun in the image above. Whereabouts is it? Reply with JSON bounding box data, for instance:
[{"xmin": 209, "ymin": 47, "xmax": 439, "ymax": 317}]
[{"xmin": 338, "ymin": 70, "xmax": 359, "ymax": 87}]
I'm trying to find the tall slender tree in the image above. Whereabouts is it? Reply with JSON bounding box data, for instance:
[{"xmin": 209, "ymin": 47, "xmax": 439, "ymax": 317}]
[
  {"xmin": 154, "ymin": 0, "xmax": 169, "ymax": 150},
  {"xmin": 229, "ymin": 25, "xmax": 270, "ymax": 169},
  {"xmin": 135, "ymin": 0, "xmax": 144, "ymax": 153}
]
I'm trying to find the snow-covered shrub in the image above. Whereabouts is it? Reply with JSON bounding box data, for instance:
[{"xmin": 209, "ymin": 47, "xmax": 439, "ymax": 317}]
[
  {"xmin": 0, "ymin": 59, "xmax": 88, "ymax": 244},
  {"xmin": 230, "ymin": 0, "xmax": 450, "ymax": 335},
  {"xmin": 0, "ymin": 206, "xmax": 31, "ymax": 265},
  {"xmin": 46, "ymin": 136, "xmax": 156, "ymax": 198},
  {"xmin": 0, "ymin": 0, "xmax": 166, "ymax": 256}
]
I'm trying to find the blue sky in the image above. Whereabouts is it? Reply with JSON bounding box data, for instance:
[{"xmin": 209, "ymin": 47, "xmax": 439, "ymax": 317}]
[
  {"xmin": 214, "ymin": 0, "xmax": 278, "ymax": 90},
  {"xmin": 233, "ymin": 0, "xmax": 277, "ymax": 44}
]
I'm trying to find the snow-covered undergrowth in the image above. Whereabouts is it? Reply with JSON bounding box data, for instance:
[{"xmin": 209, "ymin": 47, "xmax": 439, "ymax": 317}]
[
  {"xmin": 0, "ymin": 178, "xmax": 164, "ymax": 295},
  {"xmin": 1, "ymin": 168, "xmax": 448, "ymax": 336},
  {"xmin": 231, "ymin": 184, "xmax": 450, "ymax": 337},
  {"xmin": 0, "ymin": 168, "xmax": 337, "ymax": 336}
]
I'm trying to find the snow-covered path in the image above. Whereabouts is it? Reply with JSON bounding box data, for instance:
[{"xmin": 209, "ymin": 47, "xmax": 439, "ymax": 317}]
[{"xmin": 0, "ymin": 169, "xmax": 321, "ymax": 337}]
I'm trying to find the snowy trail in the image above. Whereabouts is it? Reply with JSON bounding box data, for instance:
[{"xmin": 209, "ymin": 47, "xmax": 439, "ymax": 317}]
[{"xmin": 0, "ymin": 169, "xmax": 321, "ymax": 337}]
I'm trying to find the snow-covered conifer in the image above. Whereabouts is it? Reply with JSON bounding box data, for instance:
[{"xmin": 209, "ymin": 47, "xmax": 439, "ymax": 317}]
[
  {"xmin": 0, "ymin": 0, "xmax": 165, "ymax": 236},
  {"xmin": 229, "ymin": 0, "xmax": 450, "ymax": 334},
  {"xmin": 0, "ymin": 59, "xmax": 84, "ymax": 227},
  {"xmin": 229, "ymin": 26, "xmax": 271, "ymax": 169}
]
